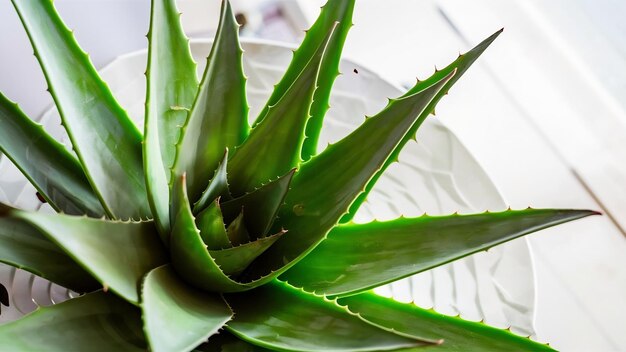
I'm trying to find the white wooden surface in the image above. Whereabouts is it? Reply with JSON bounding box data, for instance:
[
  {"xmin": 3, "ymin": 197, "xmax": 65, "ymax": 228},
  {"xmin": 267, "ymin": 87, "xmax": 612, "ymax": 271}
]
[
  {"xmin": 1, "ymin": 0, "xmax": 625, "ymax": 351},
  {"xmin": 296, "ymin": 0, "xmax": 626, "ymax": 350}
]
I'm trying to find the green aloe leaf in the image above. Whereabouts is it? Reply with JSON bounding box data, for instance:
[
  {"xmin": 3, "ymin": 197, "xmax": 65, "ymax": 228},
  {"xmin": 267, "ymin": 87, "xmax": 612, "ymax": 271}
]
[
  {"xmin": 193, "ymin": 150, "xmax": 231, "ymax": 214},
  {"xmin": 343, "ymin": 29, "xmax": 503, "ymax": 223},
  {"xmin": 252, "ymin": 0, "xmax": 354, "ymax": 133},
  {"xmin": 196, "ymin": 200, "xmax": 231, "ymax": 250},
  {"xmin": 173, "ymin": 0, "xmax": 248, "ymax": 201},
  {"xmin": 283, "ymin": 209, "xmax": 598, "ymax": 296},
  {"xmin": 221, "ymin": 169, "xmax": 295, "ymax": 238},
  {"xmin": 226, "ymin": 211, "xmax": 251, "ymax": 246},
  {"xmin": 210, "ymin": 230, "xmax": 286, "ymax": 277},
  {"xmin": 141, "ymin": 265, "xmax": 233, "ymax": 352},
  {"xmin": 11, "ymin": 1, "xmax": 150, "ymax": 220},
  {"xmin": 201, "ymin": 331, "xmax": 271, "ymax": 351},
  {"xmin": 0, "ymin": 92, "xmax": 104, "ymax": 217},
  {"xmin": 225, "ymin": 280, "xmax": 431, "ymax": 351},
  {"xmin": 247, "ymin": 71, "xmax": 455, "ymax": 278},
  {"xmin": 339, "ymin": 293, "xmax": 555, "ymax": 351},
  {"xmin": 144, "ymin": 0, "xmax": 199, "ymax": 235},
  {"xmin": 1, "ymin": 206, "xmax": 167, "ymax": 304},
  {"xmin": 228, "ymin": 25, "xmax": 338, "ymax": 195},
  {"xmin": 0, "ymin": 291, "xmax": 147, "ymax": 351},
  {"xmin": 0, "ymin": 204, "xmax": 99, "ymax": 293},
  {"xmin": 169, "ymin": 175, "xmax": 282, "ymax": 292},
  {"xmin": 300, "ymin": 0, "xmax": 356, "ymax": 161}
]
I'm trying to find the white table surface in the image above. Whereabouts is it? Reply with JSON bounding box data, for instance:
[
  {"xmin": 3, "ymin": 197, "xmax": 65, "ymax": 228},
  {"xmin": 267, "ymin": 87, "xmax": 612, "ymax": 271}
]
[{"xmin": 1, "ymin": 1, "xmax": 626, "ymax": 351}]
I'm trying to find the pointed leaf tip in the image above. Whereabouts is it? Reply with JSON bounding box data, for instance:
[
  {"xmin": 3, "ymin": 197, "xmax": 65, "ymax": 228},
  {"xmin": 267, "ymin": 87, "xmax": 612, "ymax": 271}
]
[
  {"xmin": 244, "ymin": 68, "xmax": 455, "ymax": 277},
  {"xmin": 173, "ymin": 0, "xmax": 248, "ymax": 201},
  {"xmin": 228, "ymin": 22, "xmax": 340, "ymax": 194},
  {"xmin": 225, "ymin": 280, "xmax": 426, "ymax": 351},
  {"xmin": 221, "ymin": 169, "xmax": 295, "ymax": 239},
  {"xmin": 144, "ymin": 0, "xmax": 199, "ymax": 235},
  {"xmin": 343, "ymin": 29, "xmax": 505, "ymax": 222},
  {"xmin": 193, "ymin": 149, "xmax": 231, "ymax": 214},
  {"xmin": 284, "ymin": 208, "xmax": 598, "ymax": 296}
]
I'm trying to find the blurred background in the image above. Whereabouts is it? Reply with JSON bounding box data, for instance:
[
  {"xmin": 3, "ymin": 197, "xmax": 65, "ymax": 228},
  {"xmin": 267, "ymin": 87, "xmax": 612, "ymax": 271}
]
[{"xmin": 1, "ymin": 0, "xmax": 625, "ymax": 350}]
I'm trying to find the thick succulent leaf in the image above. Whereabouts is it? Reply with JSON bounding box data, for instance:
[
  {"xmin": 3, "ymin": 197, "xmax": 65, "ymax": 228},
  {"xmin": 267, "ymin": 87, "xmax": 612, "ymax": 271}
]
[
  {"xmin": 301, "ymin": 0, "xmax": 356, "ymax": 160},
  {"xmin": 11, "ymin": 1, "xmax": 150, "ymax": 220},
  {"xmin": 173, "ymin": 0, "xmax": 248, "ymax": 201},
  {"xmin": 283, "ymin": 209, "xmax": 598, "ymax": 296},
  {"xmin": 2, "ymin": 206, "xmax": 167, "ymax": 304},
  {"xmin": 144, "ymin": 0, "xmax": 199, "ymax": 235},
  {"xmin": 0, "ymin": 204, "xmax": 99, "ymax": 292},
  {"xmin": 194, "ymin": 150, "xmax": 232, "ymax": 215},
  {"xmin": 252, "ymin": 0, "xmax": 354, "ymax": 130},
  {"xmin": 225, "ymin": 280, "xmax": 430, "ymax": 351},
  {"xmin": 141, "ymin": 265, "xmax": 233, "ymax": 352},
  {"xmin": 210, "ymin": 231, "xmax": 285, "ymax": 277},
  {"xmin": 339, "ymin": 293, "xmax": 555, "ymax": 351},
  {"xmin": 343, "ymin": 29, "xmax": 503, "ymax": 222},
  {"xmin": 0, "ymin": 93, "xmax": 104, "ymax": 217},
  {"xmin": 228, "ymin": 26, "xmax": 337, "ymax": 195},
  {"xmin": 0, "ymin": 92, "xmax": 104, "ymax": 217},
  {"xmin": 226, "ymin": 211, "xmax": 251, "ymax": 246},
  {"xmin": 169, "ymin": 175, "xmax": 282, "ymax": 292},
  {"xmin": 221, "ymin": 169, "xmax": 295, "ymax": 238},
  {"xmin": 0, "ymin": 291, "xmax": 147, "ymax": 351},
  {"xmin": 196, "ymin": 200, "xmax": 231, "ymax": 250},
  {"xmin": 247, "ymin": 71, "xmax": 454, "ymax": 278},
  {"xmin": 201, "ymin": 331, "xmax": 271, "ymax": 351}
]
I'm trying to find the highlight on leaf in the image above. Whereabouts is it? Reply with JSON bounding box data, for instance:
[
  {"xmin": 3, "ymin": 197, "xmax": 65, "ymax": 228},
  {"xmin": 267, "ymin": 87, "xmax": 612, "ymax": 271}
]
[{"xmin": 0, "ymin": 0, "xmax": 598, "ymax": 351}]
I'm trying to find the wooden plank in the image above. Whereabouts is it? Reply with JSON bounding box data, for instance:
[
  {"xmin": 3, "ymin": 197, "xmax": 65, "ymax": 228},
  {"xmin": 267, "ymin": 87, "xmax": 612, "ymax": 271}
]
[
  {"xmin": 437, "ymin": 0, "xmax": 626, "ymax": 235},
  {"xmin": 289, "ymin": 0, "xmax": 626, "ymax": 349},
  {"xmin": 433, "ymin": 0, "xmax": 626, "ymax": 349}
]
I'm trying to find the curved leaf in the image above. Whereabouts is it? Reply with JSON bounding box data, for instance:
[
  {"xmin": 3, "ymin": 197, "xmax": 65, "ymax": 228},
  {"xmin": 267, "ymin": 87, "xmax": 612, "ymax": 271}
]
[
  {"xmin": 201, "ymin": 331, "xmax": 271, "ymax": 351},
  {"xmin": 0, "ymin": 205, "xmax": 99, "ymax": 293},
  {"xmin": 174, "ymin": 0, "xmax": 248, "ymax": 201},
  {"xmin": 225, "ymin": 280, "xmax": 429, "ymax": 351},
  {"xmin": 226, "ymin": 211, "xmax": 251, "ymax": 246},
  {"xmin": 210, "ymin": 230, "xmax": 285, "ymax": 277},
  {"xmin": 228, "ymin": 25, "xmax": 338, "ymax": 195},
  {"xmin": 169, "ymin": 175, "xmax": 283, "ymax": 292},
  {"xmin": 196, "ymin": 200, "xmax": 231, "ymax": 250},
  {"xmin": 339, "ymin": 293, "xmax": 555, "ymax": 351},
  {"xmin": 343, "ymin": 29, "xmax": 503, "ymax": 222},
  {"xmin": 283, "ymin": 209, "xmax": 598, "ymax": 296},
  {"xmin": 301, "ymin": 0, "xmax": 356, "ymax": 160},
  {"xmin": 0, "ymin": 92, "xmax": 104, "ymax": 217},
  {"xmin": 3, "ymin": 206, "xmax": 167, "ymax": 304},
  {"xmin": 194, "ymin": 149, "xmax": 231, "ymax": 214},
  {"xmin": 246, "ymin": 70, "xmax": 455, "ymax": 279},
  {"xmin": 144, "ymin": 0, "xmax": 199, "ymax": 235},
  {"xmin": 11, "ymin": 0, "xmax": 150, "ymax": 220},
  {"xmin": 221, "ymin": 169, "xmax": 295, "ymax": 238},
  {"xmin": 141, "ymin": 265, "xmax": 232, "ymax": 352},
  {"xmin": 0, "ymin": 291, "xmax": 146, "ymax": 351},
  {"xmin": 252, "ymin": 0, "xmax": 354, "ymax": 128}
]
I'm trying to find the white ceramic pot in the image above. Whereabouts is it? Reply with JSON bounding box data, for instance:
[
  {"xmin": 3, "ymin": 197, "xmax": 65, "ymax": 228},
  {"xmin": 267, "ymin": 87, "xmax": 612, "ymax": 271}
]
[{"xmin": 0, "ymin": 38, "xmax": 536, "ymax": 335}]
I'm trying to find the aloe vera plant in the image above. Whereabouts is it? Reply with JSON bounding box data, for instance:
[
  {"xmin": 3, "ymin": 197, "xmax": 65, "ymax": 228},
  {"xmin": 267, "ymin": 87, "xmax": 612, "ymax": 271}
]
[{"xmin": 0, "ymin": 0, "xmax": 597, "ymax": 351}]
